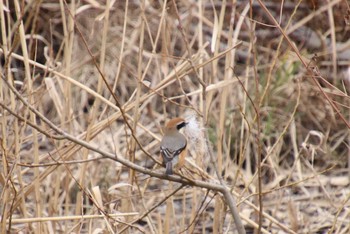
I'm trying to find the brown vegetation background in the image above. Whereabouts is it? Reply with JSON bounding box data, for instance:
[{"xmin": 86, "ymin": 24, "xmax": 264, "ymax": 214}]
[{"xmin": 1, "ymin": 0, "xmax": 350, "ymax": 233}]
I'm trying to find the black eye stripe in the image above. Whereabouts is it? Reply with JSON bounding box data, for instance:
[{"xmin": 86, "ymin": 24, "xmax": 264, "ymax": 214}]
[{"xmin": 176, "ymin": 121, "xmax": 187, "ymax": 130}]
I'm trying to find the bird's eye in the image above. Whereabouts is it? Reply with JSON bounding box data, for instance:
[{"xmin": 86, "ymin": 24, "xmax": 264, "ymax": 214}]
[{"xmin": 177, "ymin": 121, "xmax": 187, "ymax": 130}]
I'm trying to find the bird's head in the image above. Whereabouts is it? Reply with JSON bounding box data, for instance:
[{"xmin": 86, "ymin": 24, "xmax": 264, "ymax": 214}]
[{"xmin": 164, "ymin": 117, "xmax": 187, "ymax": 132}]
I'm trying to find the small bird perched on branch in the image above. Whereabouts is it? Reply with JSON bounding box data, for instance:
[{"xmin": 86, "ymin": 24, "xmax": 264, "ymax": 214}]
[{"xmin": 160, "ymin": 118, "xmax": 188, "ymax": 175}]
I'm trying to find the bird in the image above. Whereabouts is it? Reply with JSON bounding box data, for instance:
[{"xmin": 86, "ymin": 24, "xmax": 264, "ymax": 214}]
[{"xmin": 160, "ymin": 117, "xmax": 188, "ymax": 175}]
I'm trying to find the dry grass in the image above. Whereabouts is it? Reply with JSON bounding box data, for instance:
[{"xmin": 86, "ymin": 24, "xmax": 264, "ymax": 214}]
[{"xmin": 1, "ymin": 0, "xmax": 350, "ymax": 233}]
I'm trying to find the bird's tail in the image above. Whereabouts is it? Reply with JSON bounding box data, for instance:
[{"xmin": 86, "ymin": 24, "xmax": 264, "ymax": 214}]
[{"xmin": 165, "ymin": 162, "xmax": 173, "ymax": 175}]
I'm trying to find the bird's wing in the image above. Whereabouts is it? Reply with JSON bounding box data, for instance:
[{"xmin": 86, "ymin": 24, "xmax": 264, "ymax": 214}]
[
  {"xmin": 160, "ymin": 143, "xmax": 186, "ymax": 162},
  {"xmin": 160, "ymin": 133, "xmax": 187, "ymax": 162}
]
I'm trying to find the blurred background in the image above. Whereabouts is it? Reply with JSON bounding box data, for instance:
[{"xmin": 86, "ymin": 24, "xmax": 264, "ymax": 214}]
[{"xmin": 0, "ymin": 0, "xmax": 349, "ymax": 233}]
